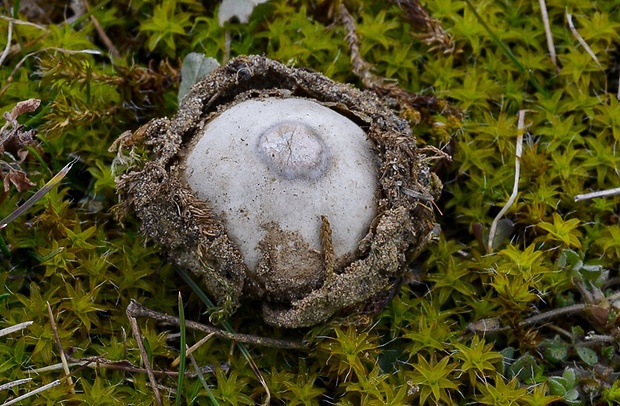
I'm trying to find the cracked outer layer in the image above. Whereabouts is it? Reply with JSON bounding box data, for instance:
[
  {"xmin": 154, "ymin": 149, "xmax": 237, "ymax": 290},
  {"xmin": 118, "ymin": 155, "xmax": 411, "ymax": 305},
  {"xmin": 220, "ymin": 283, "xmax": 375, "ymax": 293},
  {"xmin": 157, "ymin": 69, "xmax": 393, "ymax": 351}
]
[{"xmin": 112, "ymin": 55, "xmax": 441, "ymax": 328}]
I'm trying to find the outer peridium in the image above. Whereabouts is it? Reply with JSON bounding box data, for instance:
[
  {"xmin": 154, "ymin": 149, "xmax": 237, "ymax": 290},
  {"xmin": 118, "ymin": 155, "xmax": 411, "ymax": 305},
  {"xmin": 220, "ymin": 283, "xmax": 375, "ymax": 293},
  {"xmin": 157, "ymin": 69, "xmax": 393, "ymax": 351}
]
[{"xmin": 113, "ymin": 55, "xmax": 440, "ymax": 328}]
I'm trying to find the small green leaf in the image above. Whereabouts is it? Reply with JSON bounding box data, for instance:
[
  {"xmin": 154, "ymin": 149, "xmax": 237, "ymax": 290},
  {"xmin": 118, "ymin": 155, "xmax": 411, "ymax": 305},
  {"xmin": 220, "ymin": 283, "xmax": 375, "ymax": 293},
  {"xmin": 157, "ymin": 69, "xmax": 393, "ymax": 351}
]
[
  {"xmin": 508, "ymin": 353, "xmax": 538, "ymax": 382},
  {"xmin": 548, "ymin": 377, "xmax": 568, "ymax": 395},
  {"xmin": 548, "ymin": 368, "xmax": 581, "ymax": 405},
  {"xmin": 483, "ymin": 219, "xmax": 514, "ymax": 250},
  {"xmin": 178, "ymin": 53, "xmax": 219, "ymax": 102},
  {"xmin": 576, "ymin": 346, "xmax": 598, "ymax": 366},
  {"xmin": 557, "ymin": 249, "xmax": 582, "ymax": 270},
  {"xmin": 571, "ymin": 326, "xmax": 585, "ymax": 338},
  {"xmin": 499, "ymin": 347, "xmax": 515, "ymax": 376},
  {"xmin": 541, "ymin": 337, "xmax": 569, "ymax": 364},
  {"xmin": 564, "ymin": 388, "xmax": 580, "ymax": 403},
  {"xmin": 562, "ymin": 368, "xmax": 577, "ymax": 389},
  {"xmin": 602, "ymin": 346, "xmax": 614, "ymax": 360}
]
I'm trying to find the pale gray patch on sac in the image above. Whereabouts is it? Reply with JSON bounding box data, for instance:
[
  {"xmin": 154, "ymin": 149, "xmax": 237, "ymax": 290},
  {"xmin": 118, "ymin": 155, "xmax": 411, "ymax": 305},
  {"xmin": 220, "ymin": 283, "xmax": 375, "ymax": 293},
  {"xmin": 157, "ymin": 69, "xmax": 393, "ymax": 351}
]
[{"xmin": 256, "ymin": 121, "xmax": 329, "ymax": 181}]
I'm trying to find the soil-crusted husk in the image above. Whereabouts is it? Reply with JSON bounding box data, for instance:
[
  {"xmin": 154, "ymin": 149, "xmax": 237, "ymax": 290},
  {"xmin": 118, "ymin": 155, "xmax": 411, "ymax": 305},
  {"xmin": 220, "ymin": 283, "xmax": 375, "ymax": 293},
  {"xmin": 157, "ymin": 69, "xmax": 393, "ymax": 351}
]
[{"xmin": 113, "ymin": 55, "xmax": 441, "ymax": 328}]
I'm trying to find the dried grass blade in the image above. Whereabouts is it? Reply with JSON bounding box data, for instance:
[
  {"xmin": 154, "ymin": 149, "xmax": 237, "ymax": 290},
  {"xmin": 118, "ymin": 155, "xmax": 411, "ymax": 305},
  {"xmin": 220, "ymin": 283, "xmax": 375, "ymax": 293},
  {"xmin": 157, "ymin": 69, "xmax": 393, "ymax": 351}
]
[
  {"xmin": 175, "ymin": 292, "xmax": 186, "ymax": 406},
  {"xmin": 0, "ymin": 378, "xmax": 32, "ymax": 391},
  {"xmin": 566, "ymin": 11, "xmax": 603, "ymax": 71},
  {"xmin": 487, "ymin": 110, "xmax": 526, "ymax": 253},
  {"xmin": 0, "ymin": 379, "xmax": 61, "ymax": 406},
  {"xmin": 126, "ymin": 310, "xmax": 163, "ymax": 406},
  {"xmin": 0, "ymin": 157, "xmax": 78, "ymax": 230},
  {"xmin": 47, "ymin": 302, "xmax": 74, "ymax": 390},
  {"xmin": 0, "ymin": 321, "xmax": 32, "ymax": 338},
  {"xmin": 0, "ymin": 20, "xmax": 12, "ymax": 67},
  {"xmin": 539, "ymin": 0, "xmax": 558, "ymax": 71},
  {"xmin": 574, "ymin": 187, "xmax": 620, "ymax": 202},
  {"xmin": 171, "ymin": 333, "xmax": 216, "ymax": 368}
]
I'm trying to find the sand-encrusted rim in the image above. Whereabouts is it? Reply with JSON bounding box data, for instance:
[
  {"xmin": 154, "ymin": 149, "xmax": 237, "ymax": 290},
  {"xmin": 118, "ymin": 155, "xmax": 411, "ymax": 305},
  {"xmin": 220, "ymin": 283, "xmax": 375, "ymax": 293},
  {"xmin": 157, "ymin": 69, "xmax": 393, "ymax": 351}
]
[{"xmin": 113, "ymin": 55, "xmax": 439, "ymax": 327}]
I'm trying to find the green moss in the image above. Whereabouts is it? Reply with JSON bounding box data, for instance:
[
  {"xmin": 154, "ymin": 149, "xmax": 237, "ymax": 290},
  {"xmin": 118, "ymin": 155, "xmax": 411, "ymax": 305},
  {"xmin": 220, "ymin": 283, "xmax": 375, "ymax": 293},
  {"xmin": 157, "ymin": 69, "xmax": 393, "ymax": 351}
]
[{"xmin": 1, "ymin": 0, "xmax": 620, "ymax": 404}]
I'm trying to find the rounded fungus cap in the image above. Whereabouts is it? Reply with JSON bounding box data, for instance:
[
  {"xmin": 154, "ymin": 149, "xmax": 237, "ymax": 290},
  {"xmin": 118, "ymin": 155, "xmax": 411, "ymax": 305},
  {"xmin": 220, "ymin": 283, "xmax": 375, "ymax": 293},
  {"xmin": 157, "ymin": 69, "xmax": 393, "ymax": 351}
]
[{"xmin": 184, "ymin": 97, "xmax": 378, "ymax": 300}]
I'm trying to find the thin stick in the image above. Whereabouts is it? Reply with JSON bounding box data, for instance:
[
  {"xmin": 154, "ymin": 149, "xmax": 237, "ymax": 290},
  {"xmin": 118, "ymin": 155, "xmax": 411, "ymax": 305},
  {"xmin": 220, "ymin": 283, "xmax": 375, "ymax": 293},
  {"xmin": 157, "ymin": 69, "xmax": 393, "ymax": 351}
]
[
  {"xmin": 36, "ymin": 356, "xmax": 223, "ymax": 378},
  {"xmin": 0, "ymin": 321, "xmax": 32, "ymax": 338},
  {"xmin": 575, "ymin": 187, "xmax": 620, "ymax": 202},
  {"xmin": 82, "ymin": 0, "xmax": 119, "ymax": 58},
  {"xmin": 0, "ymin": 378, "xmax": 32, "ymax": 391},
  {"xmin": 468, "ymin": 303, "xmax": 586, "ymax": 334},
  {"xmin": 28, "ymin": 363, "xmax": 85, "ymax": 374},
  {"xmin": 0, "ymin": 20, "xmax": 13, "ymax": 67},
  {"xmin": 338, "ymin": 4, "xmax": 382, "ymax": 89},
  {"xmin": 127, "ymin": 300, "xmax": 306, "ymax": 350},
  {"xmin": 487, "ymin": 110, "xmax": 526, "ymax": 253},
  {"xmin": 47, "ymin": 302, "xmax": 74, "ymax": 391},
  {"xmin": 0, "ymin": 379, "xmax": 61, "ymax": 406},
  {"xmin": 90, "ymin": 15, "xmax": 119, "ymax": 58},
  {"xmin": 0, "ymin": 16, "xmax": 48, "ymax": 30},
  {"xmin": 127, "ymin": 310, "xmax": 163, "ymax": 406},
  {"xmin": 539, "ymin": 0, "xmax": 558, "ymax": 71}
]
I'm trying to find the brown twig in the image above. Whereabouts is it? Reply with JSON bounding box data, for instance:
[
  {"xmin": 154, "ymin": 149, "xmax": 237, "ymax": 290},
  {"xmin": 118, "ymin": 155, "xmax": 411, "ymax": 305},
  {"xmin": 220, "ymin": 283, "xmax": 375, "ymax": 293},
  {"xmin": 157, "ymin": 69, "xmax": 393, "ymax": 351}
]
[
  {"xmin": 82, "ymin": 0, "xmax": 120, "ymax": 58},
  {"xmin": 338, "ymin": 4, "xmax": 382, "ymax": 90},
  {"xmin": 46, "ymin": 302, "xmax": 74, "ymax": 392},
  {"xmin": 127, "ymin": 306, "xmax": 163, "ymax": 406},
  {"xmin": 390, "ymin": 0, "xmax": 454, "ymax": 53},
  {"xmin": 468, "ymin": 291, "xmax": 620, "ymax": 334},
  {"xmin": 337, "ymin": 4, "xmax": 462, "ymax": 119},
  {"xmin": 62, "ymin": 353, "xmax": 226, "ymax": 378},
  {"xmin": 126, "ymin": 300, "xmax": 307, "ymax": 350},
  {"xmin": 468, "ymin": 303, "xmax": 586, "ymax": 334}
]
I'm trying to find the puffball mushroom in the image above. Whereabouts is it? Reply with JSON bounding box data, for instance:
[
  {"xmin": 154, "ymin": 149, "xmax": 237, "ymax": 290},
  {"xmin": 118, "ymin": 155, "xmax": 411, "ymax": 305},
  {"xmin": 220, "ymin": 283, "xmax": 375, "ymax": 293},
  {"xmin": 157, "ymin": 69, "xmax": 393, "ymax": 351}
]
[
  {"xmin": 112, "ymin": 55, "xmax": 441, "ymax": 328},
  {"xmin": 184, "ymin": 97, "xmax": 378, "ymax": 302}
]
